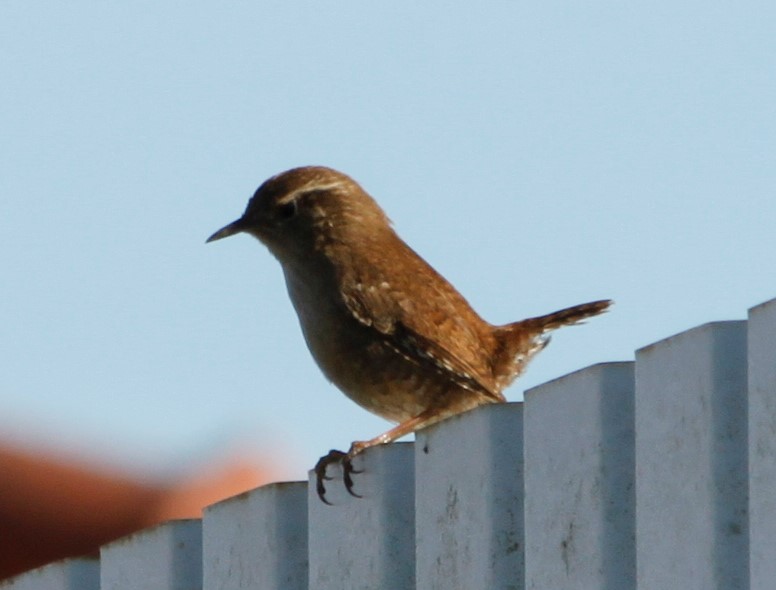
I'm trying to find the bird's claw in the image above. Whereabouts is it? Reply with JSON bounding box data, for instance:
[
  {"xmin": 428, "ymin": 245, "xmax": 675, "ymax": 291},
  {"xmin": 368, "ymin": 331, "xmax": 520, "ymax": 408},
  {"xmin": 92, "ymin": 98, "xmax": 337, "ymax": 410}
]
[{"xmin": 314, "ymin": 449, "xmax": 362, "ymax": 504}]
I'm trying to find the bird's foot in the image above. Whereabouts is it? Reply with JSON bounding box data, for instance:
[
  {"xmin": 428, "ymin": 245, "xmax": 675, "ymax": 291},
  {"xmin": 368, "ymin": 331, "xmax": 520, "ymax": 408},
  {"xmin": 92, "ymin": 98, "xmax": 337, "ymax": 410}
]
[{"xmin": 314, "ymin": 448, "xmax": 363, "ymax": 505}]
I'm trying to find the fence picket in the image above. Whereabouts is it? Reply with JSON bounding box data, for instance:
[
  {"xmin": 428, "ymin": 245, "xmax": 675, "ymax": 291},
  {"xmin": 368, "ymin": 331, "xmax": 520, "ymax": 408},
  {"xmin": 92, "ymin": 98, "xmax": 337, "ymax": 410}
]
[{"xmin": 7, "ymin": 298, "xmax": 776, "ymax": 590}]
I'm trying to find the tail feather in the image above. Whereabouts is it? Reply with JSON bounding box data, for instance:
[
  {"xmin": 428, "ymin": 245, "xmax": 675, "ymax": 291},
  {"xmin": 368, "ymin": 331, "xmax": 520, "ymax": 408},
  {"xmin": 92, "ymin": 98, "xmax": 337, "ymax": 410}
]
[
  {"xmin": 519, "ymin": 299, "xmax": 612, "ymax": 333},
  {"xmin": 491, "ymin": 299, "xmax": 612, "ymax": 389}
]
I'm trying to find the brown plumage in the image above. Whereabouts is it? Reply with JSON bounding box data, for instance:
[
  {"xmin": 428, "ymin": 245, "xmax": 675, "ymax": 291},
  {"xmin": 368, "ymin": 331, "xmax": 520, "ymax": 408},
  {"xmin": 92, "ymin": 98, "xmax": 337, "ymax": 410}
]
[{"xmin": 207, "ymin": 166, "xmax": 611, "ymax": 502}]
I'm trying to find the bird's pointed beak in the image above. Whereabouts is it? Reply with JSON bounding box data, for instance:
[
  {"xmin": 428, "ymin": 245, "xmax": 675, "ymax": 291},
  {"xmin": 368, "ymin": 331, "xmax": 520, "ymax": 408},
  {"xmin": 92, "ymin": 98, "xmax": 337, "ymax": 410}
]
[{"xmin": 206, "ymin": 217, "xmax": 247, "ymax": 243}]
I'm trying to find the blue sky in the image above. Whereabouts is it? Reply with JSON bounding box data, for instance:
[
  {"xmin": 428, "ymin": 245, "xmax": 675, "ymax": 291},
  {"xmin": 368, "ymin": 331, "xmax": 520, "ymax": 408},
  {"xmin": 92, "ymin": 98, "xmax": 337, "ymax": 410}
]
[{"xmin": 2, "ymin": 2, "xmax": 774, "ymax": 478}]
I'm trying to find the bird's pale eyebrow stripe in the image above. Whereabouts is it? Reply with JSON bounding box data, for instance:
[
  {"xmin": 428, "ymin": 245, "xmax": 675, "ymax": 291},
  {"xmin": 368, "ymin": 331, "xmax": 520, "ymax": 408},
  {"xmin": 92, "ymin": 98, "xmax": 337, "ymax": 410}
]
[{"xmin": 278, "ymin": 180, "xmax": 347, "ymax": 205}]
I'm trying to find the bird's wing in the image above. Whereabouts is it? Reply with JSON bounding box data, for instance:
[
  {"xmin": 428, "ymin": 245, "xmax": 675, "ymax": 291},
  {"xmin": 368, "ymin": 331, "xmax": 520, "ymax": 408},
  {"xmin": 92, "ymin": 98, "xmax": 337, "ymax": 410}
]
[{"xmin": 336, "ymin": 240, "xmax": 503, "ymax": 402}]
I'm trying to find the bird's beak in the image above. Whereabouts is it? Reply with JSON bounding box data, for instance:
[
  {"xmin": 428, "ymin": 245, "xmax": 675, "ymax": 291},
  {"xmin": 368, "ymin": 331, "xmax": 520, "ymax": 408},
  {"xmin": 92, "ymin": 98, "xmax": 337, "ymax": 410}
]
[{"xmin": 206, "ymin": 218, "xmax": 247, "ymax": 243}]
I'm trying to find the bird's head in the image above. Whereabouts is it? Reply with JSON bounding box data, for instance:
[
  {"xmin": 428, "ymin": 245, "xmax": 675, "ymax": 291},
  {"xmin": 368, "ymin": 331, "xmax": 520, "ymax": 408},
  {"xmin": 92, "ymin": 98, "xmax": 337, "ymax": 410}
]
[{"xmin": 207, "ymin": 166, "xmax": 392, "ymax": 264}]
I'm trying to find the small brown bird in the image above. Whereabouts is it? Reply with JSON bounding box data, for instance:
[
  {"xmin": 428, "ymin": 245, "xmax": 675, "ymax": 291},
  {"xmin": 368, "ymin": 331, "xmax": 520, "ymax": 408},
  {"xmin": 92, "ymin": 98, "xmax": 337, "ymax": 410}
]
[{"xmin": 207, "ymin": 166, "xmax": 610, "ymax": 502}]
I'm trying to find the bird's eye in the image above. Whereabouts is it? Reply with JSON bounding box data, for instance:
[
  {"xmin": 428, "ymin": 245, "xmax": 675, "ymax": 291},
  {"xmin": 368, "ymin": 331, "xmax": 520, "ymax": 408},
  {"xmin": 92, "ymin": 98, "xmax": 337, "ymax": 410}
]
[{"xmin": 276, "ymin": 200, "xmax": 297, "ymax": 221}]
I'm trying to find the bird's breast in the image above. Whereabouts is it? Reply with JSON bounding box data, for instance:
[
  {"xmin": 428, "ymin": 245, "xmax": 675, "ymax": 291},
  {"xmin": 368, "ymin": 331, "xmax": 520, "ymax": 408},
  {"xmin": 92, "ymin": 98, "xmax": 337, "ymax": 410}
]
[{"xmin": 280, "ymin": 265, "xmax": 490, "ymax": 423}]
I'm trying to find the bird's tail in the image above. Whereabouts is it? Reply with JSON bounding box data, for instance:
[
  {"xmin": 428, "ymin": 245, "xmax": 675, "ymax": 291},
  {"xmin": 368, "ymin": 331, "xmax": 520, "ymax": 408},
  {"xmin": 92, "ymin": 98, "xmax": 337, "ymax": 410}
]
[
  {"xmin": 514, "ymin": 299, "xmax": 612, "ymax": 333},
  {"xmin": 491, "ymin": 299, "xmax": 612, "ymax": 388}
]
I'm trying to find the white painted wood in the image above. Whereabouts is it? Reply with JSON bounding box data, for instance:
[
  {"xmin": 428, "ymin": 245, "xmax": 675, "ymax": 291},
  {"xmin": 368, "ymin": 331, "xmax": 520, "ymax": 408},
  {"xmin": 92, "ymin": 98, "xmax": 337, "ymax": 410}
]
[
  {"xmin": 307, "ymin": 442, "xmax": 415, "ymax": 590},
  {"xmin": 11, "ymin": 301, "xmax": 776, "ymax": 590},
  {"xmin": 100, "ymin": 519, "xmax": 202, "ymax": 590},
  {"xmin": 1, "ymin": 558, "xmax": 98, "ymax": 590},
  {"xmin": 415, "ymin": 403, "xmax": 524, "ymax": 590},
  {"xmin": 635, "ymin": 322, "xmax": 748, "ymax": 590},
  {"xmin": 748, "ymin": 297, "xmax": 776, "ymax": 590},
  {"xmin": 202, "ymin": 482, "xmax": 307, "ymax": 590},
  {"xmin": 524, "ymin": 362, "xmax": 635, "ymax": 590}
]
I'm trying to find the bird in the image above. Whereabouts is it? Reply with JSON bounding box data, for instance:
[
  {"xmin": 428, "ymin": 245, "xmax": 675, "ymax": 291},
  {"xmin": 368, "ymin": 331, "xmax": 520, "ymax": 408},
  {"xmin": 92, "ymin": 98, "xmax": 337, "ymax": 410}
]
[{"xmin": 207, "ymin": 166, "xmax": 611, "ymax": 503}]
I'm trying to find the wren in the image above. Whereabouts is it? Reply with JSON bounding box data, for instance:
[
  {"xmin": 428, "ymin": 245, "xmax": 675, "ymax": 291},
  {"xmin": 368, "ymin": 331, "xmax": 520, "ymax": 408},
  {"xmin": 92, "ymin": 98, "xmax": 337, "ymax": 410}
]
[{"xmin": 207, "ymin": 166, "xmax": 611, "ymax": 503}]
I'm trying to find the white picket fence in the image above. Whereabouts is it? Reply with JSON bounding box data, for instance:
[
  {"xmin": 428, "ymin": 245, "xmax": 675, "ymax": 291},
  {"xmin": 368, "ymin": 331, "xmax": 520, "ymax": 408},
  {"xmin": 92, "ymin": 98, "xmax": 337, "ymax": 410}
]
[{"xmin": 6, "ymin": 297, "xmax": 776, "ymax": 590}]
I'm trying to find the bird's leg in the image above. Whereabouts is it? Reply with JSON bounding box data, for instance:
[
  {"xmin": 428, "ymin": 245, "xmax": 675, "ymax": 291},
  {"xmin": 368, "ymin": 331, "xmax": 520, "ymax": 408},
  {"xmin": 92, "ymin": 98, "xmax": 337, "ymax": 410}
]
[
  {"xmin": 314, "ymin": 450, "xmax": 349, "ymax": 505},
  {"xmin": 315, "ymin": 409, "xmax": 438, "ymax": 504}
]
